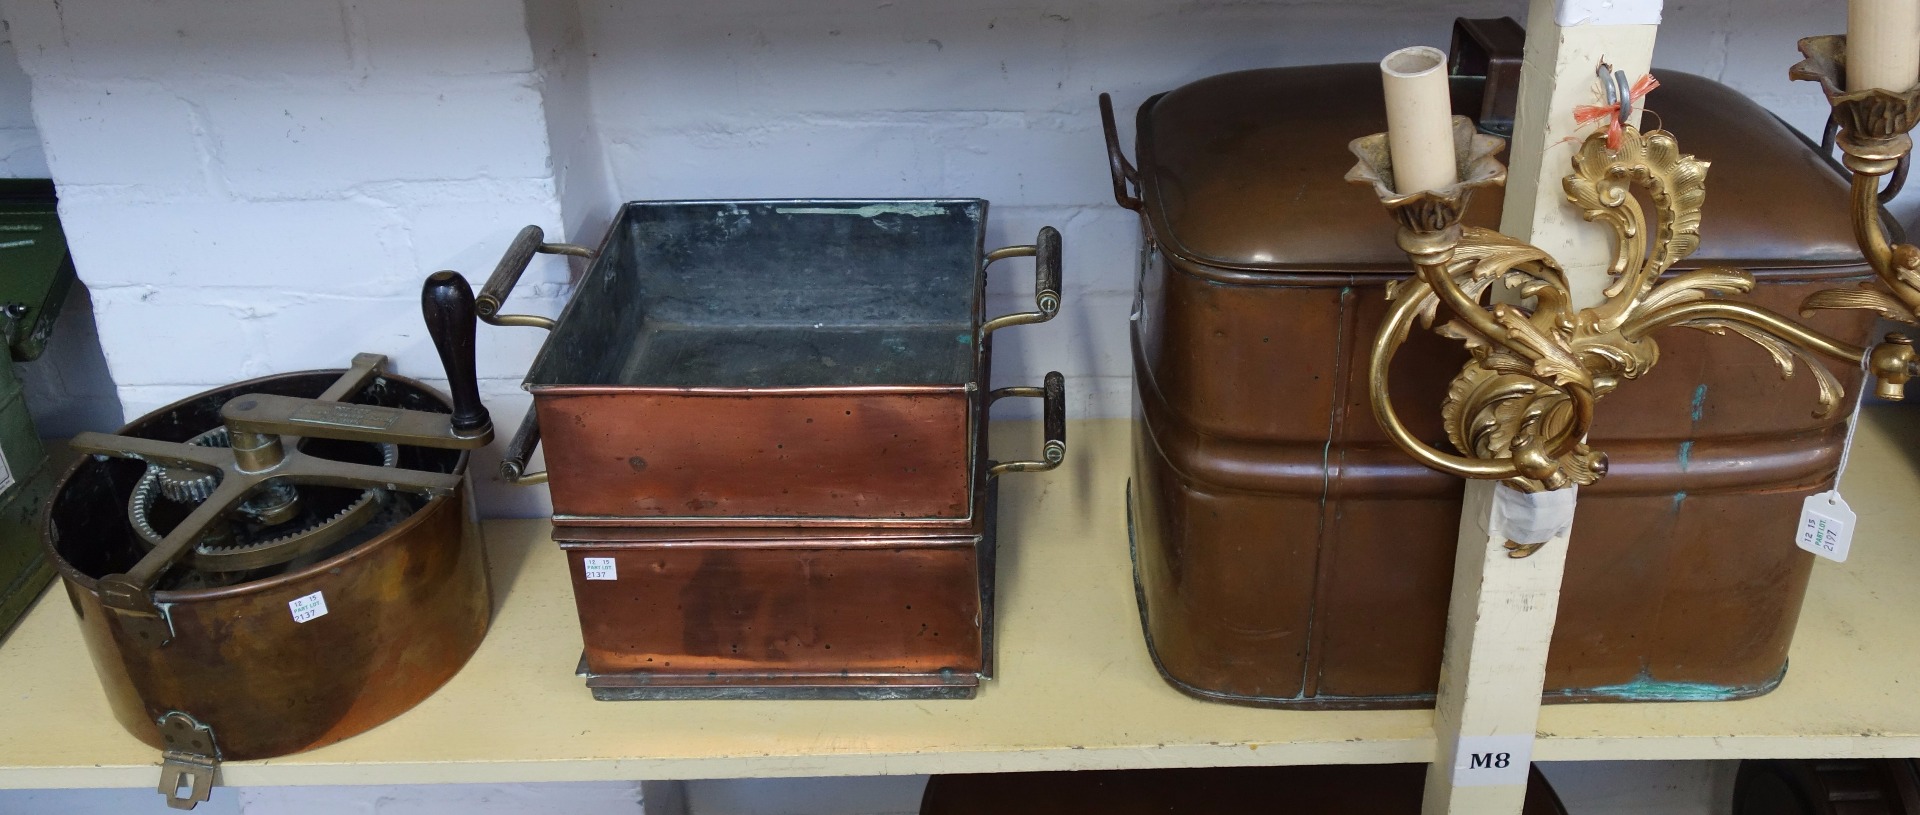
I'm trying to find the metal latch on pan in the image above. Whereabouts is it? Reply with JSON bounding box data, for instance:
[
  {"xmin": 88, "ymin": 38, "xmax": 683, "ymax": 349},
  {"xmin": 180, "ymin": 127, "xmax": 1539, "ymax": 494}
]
[{"xmin": 155, "ymin": 712, "xmax": 217, "ymax": 810}]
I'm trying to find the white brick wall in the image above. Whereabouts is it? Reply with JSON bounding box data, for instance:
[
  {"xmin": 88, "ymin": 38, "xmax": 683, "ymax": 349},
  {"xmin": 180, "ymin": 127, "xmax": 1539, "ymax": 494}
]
[{"xmin": 0, "ymin": 0, "xmax": 591, "ymax": 516}]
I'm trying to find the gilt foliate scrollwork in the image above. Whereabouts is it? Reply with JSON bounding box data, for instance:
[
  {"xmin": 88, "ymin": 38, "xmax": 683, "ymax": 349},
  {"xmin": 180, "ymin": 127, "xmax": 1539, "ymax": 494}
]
[
  {"xmin": 1354, "ymin": 124, "xmax": 1862, "ymax": 494},
  {"xmin": 1801, "ymin": 244, "xmax": 1920, "ymax": 323},
  {"xmin": 1680, "ymin": 318, "xmax": 1845, "ymax": 417},
  {"xmin": 1564, "ymin": 127, "xmax": 1709, "ymax": 322},
  {"xmin": 1557, "ymin": 126, "xmax": 1844, "ymax": 419},
  {"xmin": 1382, "ymin": 224, "xmax": 1606, "ymax": 491}
]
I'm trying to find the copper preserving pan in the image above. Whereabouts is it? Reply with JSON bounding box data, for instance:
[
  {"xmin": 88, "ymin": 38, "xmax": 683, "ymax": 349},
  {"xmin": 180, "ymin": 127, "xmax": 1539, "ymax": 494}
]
[
  {"xmin": 481, "ymin": 200, "xmax": 1065, "ymax": 526},
  {"xmin": 44, "ymin": 370, "xmax": 488, "ymax": 804},
  {"xmin": 40, "ymin": 273, "xmax": 501, "ymax": 808},
  {"xmin": 1108, "ymin": 18, "xmax": 1882, "ymax": 709}
]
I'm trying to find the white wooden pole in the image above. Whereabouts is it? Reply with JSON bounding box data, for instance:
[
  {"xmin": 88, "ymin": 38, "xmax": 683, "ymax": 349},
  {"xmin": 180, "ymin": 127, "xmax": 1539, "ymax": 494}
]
[{"xmin": 1421, "ymin": 2, "xmax": 1662, "ymax": 813}]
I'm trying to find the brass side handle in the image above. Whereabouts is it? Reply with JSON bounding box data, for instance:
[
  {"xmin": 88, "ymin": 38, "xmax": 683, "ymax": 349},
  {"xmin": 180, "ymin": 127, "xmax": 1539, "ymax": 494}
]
[
  {"xmin": 988, "ymin": 371, "xmax": 1067, "ymax": 476},
  {"xmin": 981, "ymin": 226, "xmax": 1062, "ymax": 337},
  {"xmin": 475, "ymin": 224, "xmax": 594, "ymax": 331},
  {"xmin": 1099, "ymin": 93, "xmax": 1143, "ymax": 211},
  {"xmin": 500, "ymin": 408, "xmax": 548, "ymax": 486}
]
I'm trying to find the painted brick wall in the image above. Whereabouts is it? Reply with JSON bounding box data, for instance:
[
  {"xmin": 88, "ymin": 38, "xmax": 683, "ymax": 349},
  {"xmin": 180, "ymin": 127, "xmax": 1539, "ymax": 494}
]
[{"xmin": 0, "ymin": 0, "xmax": 594, "ymax": 516}]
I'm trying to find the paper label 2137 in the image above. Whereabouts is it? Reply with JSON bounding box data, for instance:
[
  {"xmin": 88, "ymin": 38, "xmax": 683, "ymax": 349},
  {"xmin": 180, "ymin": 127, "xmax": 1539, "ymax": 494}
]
[
  {"xmin": 583, "ymin": 557, "xmax": 617, "ymax": 581},
  {"xmin": 289, "ymin": 591, "xmax": 328, "ymax": 623}
]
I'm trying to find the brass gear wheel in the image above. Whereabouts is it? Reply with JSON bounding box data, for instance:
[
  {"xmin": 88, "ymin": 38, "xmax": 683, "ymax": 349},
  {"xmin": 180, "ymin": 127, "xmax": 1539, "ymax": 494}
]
[{"xmin": 126, "ymin": 431, "xmax": 400, "ymax": 573}]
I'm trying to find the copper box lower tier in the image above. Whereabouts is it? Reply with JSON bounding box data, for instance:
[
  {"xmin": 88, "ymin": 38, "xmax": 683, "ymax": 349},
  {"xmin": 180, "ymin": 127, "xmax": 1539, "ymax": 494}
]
[{"xmin": 556, "ymin": 484, "xmax": 998, "ymax": 700}]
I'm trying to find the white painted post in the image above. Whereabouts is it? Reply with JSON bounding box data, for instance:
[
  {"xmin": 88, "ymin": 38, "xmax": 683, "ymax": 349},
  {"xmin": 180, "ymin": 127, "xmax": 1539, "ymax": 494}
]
[{"xmin": 1421, "ymin": 1, "xmax": 1662, "ymax": 813}]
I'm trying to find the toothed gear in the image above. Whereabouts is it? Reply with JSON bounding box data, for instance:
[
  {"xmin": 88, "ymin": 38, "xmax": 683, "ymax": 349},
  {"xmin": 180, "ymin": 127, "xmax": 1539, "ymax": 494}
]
[
  {"xmin": 151, "ymin": 427, "xmax": 227, "ymax": 503},
  {"xmin": 126, "ymin": 433, "xmax": 401, "ymax": 572},
  {"xmin": 192, "ymin": 486, "xmax": 389, "ymax": 572}
]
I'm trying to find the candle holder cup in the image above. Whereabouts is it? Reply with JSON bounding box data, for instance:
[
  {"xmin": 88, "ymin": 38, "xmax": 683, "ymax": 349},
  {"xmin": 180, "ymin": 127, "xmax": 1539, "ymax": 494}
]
[{"xmin": 1794, "ymin": 35, "xmax": 1920, "ymax": 340}]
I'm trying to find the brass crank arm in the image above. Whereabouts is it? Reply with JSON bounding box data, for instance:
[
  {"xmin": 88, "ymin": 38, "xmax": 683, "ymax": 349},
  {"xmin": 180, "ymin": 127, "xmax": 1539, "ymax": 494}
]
[
  {"xmin": 70, "ymin": 433, "xmax": 233, "ymax": 472},
  {"xmin": 221, "ymin": 393, "xmax": 492, "ymax": 451}
]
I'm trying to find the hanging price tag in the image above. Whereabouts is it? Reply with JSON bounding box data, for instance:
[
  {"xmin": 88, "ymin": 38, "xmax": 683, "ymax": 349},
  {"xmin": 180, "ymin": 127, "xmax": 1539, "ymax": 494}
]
[
  {"xmin": 583, "ymin": 557, "xmax": 617, "ymax": 581},
  {"xmin": 1796, "ymin": 491, "xmax": 1856, "ymax": 562}
]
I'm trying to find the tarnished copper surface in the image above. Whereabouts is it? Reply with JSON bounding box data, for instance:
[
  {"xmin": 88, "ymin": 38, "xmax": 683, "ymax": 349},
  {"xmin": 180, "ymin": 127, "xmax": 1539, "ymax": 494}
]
[
  {"xmin": 537, "ymin": 387, "xmax": 976, "ymax": 525},
  {"xmin": 508, "ymin": 200, "xmax": 1031, "ymax": 528},
  {"xmin": 1133, "ymin": 69, "xmax": 1863, "ymax": 275},
  {"xmin": 559, "ymin": 483, "xmax": 996, "ymax": 700},
  {"xmin": 44, "ymin": 371, "xmax": 489, "ymax": 759},
  {"xmin": 565, "ymin": 535, "xmax": 983, "ymax": 676},
  {"xmin": 498, "ymin": 202, "xmax": 1065, "ymax": 698},
  {"xmin": 1119, "ymin": 62, "xmax": 1880, "ymax": 708}
]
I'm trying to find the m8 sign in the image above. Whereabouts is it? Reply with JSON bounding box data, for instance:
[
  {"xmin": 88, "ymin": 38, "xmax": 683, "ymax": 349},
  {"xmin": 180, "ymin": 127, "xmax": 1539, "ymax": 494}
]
[
  {"xmin": 1453, "ymin": 735, "xmax": 1533, "ymax": 786},
  {"xmin": 1468, "ymin": 751, "xmax": 1513, "ymax": 770}
]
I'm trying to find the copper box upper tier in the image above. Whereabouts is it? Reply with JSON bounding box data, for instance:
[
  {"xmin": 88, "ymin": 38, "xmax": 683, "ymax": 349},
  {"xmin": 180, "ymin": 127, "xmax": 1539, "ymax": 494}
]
[{"xmin": 524, "ymin": 200, "xmax": 993, "ymax": 527}]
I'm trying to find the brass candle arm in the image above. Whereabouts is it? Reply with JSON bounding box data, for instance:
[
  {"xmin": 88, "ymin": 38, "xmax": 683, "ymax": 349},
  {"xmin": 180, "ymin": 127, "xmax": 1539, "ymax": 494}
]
[
  {"xmin": 1350, "ymin": 115, "xmax": 1919, "ymax": 494},
  {"xmin": 1792, "ymin": 35, "xmax": 1920, "ymax": 324}
]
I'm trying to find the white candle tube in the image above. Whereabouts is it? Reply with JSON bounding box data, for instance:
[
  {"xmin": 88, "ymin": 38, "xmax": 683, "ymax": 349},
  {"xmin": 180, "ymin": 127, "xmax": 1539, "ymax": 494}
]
[
  {"xmin": 1381, "ymin": 46, "xmax": 1458, "ymax": 195},
  {"xmin": 1848, "ymin": 0, "xmax": 1920, "ymax": 93}
]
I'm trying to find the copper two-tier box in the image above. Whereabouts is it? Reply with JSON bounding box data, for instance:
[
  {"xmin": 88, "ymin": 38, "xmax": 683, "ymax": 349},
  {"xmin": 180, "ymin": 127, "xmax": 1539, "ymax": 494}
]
[{"xmin": 479, "ymin": 199, "xmax": 1066, "ymax": 699}]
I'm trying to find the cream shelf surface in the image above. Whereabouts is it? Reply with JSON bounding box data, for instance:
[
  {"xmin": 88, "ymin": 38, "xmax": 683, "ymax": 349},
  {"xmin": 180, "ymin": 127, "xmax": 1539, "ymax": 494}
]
[{"xmin": 2, "ymin": 410, "xmax": 1919, "ymax": 789}]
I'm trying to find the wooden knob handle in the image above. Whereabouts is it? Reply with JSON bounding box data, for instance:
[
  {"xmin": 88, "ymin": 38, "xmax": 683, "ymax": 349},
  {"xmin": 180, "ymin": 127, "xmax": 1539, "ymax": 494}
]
[
  {"xmin": 1035, "ymin": 226, "xmax": 1062, "ymax": 317},
  {"xmin": 421, "ymin": 271, "xmax": 491, "ymax": 434}
]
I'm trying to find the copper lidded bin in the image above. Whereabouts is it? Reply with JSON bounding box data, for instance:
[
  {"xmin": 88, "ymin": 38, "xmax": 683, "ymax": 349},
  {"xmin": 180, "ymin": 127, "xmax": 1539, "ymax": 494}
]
[
  {"xmin": 1107, "ymin": 18, "xmax": 1880, "ymax": 709},
  {"xmin": 478, "ymin": 199, "xmax": 1067, "ymax": 699}
]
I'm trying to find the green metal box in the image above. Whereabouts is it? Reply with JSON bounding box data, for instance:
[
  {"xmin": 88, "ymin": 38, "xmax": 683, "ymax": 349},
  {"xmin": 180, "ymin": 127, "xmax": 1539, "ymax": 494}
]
[{"xmin": 0, "ymin": 179, "xmax": 72, "ymax": 640}]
